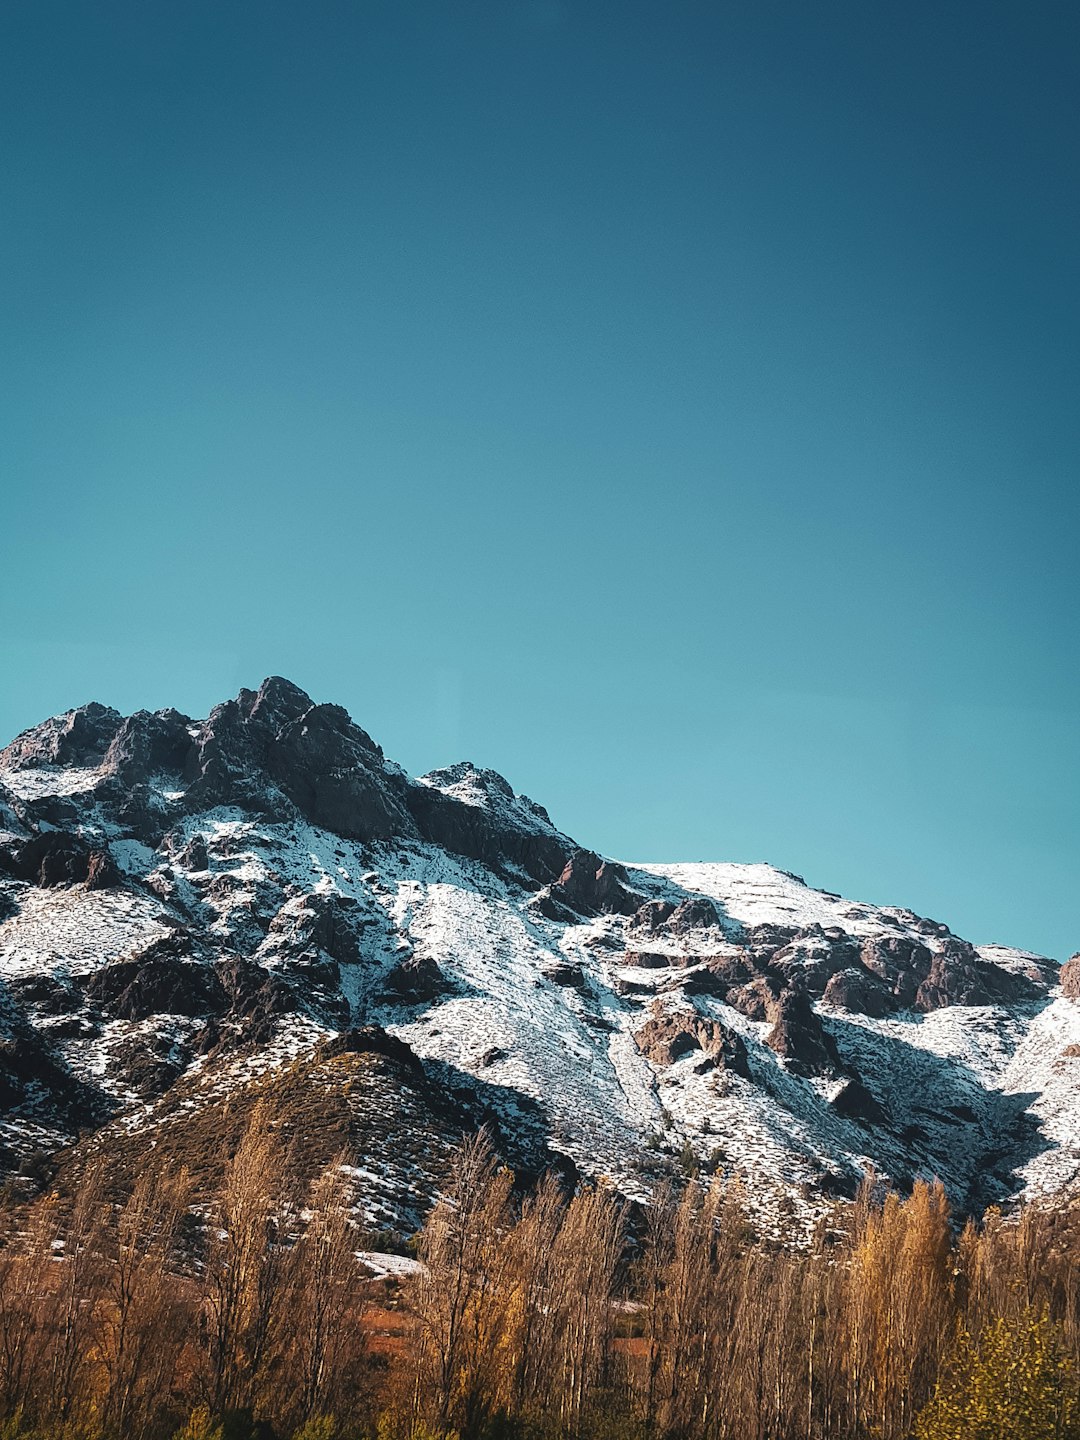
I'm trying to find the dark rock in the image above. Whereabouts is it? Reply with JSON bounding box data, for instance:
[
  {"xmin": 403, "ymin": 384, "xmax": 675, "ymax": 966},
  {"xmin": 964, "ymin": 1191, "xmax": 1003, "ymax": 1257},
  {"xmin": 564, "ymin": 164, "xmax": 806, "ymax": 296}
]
[
  {"xmin": 7, "ymin": 973, "xmax": 81, "ymax": 1017},
  {"xmin": 406, "ymin": 769, "xmax": 571, "ymax": 888},
  {"xmin": 726, "ymin": 974, "xmax": 782, "ymax": 1021},
  {"xmin": 84, "ymin": 849, "xmax": 121, "ymax": 890},
  {"xmin": 822, "ymin": 967, "xmax": 895, "ymax": 1018},
  {"xmin": 530, "ymin": 890, "xmax": 580, "ymax": 923},
  {"xmin": 829, "ymin": 1078, "xmax": 888, "ymax": 1126},
  {"xmin": 622, "ymin": 950, "xmax": 674, "ymax": 969},
  {"xmin": 0, "ymin": 702, "xmax": 123, "ymax": 770},
  {"xmin": 550, "ymin": 850, "xmax": 641, "ymax": 917},
  {"xmin": 915, "ymin": 938, "xmax": 989, "ymax": 1012},
  {"xmin": 214, "ymin": 958, "xmax": 298, "ymax": 1046},
  {"xmin": 0, "ymin": 1028, "xmax": 98, "ymax": 1126},
  {"xmin": 629, "ymin": 900, "xmax": 676, "ymax": 934},
  {"xmin": 634, "ymin": 1005, "xmax": 750, "ymax": 1077},
  {"xmin": 85, "ymin": 934, "xmax": 227, "ymax": 1021},
  {"xmin": 745, "ymin": 922, "xmax": 801, "ymax": 952},
  {"xmin": 102, "ymin": 709, "xmax": 194, "ymax": 787},
  {"xmin": 613, "ymin": 974, "xmax": 654, "ymax": 996},
  {"xmin": 108, "ymin": 1034, "xmax": 188, "ymax": 1098},
  {"xmin": 764, "ymin": 987, "xmax": 840, "ymax": 1076},
  {"xmin": 681, "ymin": 962, "xmax": 736, "ymax": 999},
  {"xmin": 380, "ymin": 954, "xmax": 449, "ymax": 1005},
  {"xmin": 768, "ymin": 929, "xmax": 861, "ymax": 996},
  {"xmin": 859, "ymin": 936, "xmax": 934, "ymax": 1008},
  {"xmin": 973, "ymin": 961, "xmax": 1042, "ymax": 1004},
  {"xmin": 177, "ymin": 835, "xmax": 208, "ymax": 871},
  {"xmin": 267, "ymin": 701, "xmax": 414, "ymax": 840},
  {"xmin": 266, "ymin": 893, "xmax": 364, "ymax": 967},
  {"xmin": 177, "ymin": 677, "xmax": 416, "ymax": 842},
  {"xmin": 542, "ymin": 962, "xmax": 586, "ymax": 988},
  {"xmin": 316, "ymin": 1024, "xmax": 426, "ymax": 1078},
  {"xmin": 666, "ymin": 897, "xmax": 722, "ymax": 933},
  {"xmin": 11, "ymin": 832, "xmax": 120, "ymax": 890}
]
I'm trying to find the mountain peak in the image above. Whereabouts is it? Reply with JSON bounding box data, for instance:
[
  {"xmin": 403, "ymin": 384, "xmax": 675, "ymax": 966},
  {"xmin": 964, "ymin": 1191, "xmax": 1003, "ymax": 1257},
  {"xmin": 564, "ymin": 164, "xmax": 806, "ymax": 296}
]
[{"xmin": 0, "ymin": 680, "xmax": 1074, "ymax": 1233}]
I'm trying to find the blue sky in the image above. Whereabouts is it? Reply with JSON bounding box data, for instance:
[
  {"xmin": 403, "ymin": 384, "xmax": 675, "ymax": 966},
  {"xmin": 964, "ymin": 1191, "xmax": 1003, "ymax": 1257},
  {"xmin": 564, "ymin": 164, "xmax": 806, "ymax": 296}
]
[{"xmin": 1, "ymin": 1, "xmax": 1077, "ymax": 957}]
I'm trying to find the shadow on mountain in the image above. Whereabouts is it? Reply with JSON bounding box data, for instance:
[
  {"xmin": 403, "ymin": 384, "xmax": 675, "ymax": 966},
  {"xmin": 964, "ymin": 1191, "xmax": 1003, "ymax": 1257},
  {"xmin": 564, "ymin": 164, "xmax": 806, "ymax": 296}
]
[{"xmin": 826, "ymin": 1002, "xmax": 1057, "ymax": 1215}]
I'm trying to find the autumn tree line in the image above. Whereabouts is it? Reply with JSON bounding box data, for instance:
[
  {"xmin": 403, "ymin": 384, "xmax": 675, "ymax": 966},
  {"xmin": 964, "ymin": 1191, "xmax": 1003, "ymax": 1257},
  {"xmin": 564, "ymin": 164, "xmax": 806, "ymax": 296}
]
[{"xmin": 3, "ymin": 1115, "xmax": 1080, "ymax": 1440}]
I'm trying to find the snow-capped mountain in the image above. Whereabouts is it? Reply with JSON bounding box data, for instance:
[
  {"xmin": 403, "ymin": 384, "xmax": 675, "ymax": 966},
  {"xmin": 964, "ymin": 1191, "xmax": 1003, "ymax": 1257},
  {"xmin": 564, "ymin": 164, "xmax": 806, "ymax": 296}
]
[{"xmin": 1, "ymin": 676, "xmax": 1077, "ymax": 1232}]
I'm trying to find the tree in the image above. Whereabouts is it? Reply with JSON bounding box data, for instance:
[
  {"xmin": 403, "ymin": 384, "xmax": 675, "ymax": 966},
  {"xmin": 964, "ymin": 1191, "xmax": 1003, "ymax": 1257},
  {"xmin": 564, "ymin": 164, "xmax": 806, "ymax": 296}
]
[{"xmin": 915, "ymin": 1310, "xmax": 1080, "ymax": 1440}]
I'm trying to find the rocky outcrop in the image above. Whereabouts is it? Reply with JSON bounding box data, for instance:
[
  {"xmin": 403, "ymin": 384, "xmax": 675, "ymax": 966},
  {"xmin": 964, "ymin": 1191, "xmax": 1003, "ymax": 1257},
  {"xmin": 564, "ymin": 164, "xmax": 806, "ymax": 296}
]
[
  {"xmin": 914, "ymin": 938, "xmax": 988, "ymax": 1012},
  {"xmin": 315, "ymin": 1024, "xmax": 427, "ymax": 1078},
  {"xmin": 0, "ymin": 701, "xmax": 123, "ymax": 770},
  {"xmin": 101, "ymin": 708, "xmax": 195, "ymax": 787},
  {"xmin": 547, "ymin": 850, "xmax": 641, "ymax": 917},
  {"xmin": 1061, "ymin": 955, "xmax": 1080, "ymax": 999},
  {"xmin": 830, "ymin": 1078, "xmax": 888, "ymax": 1126},
  {"xmin": 166, "ymin": 677, "xmax": 418, "ymax": 841},
  {"xmin": 542, "ymin": 961, "xmax": 586, "ymax": 988},
  {"xmin": 265, "ymin": 892, "xmax": 365, "ymax": 967},
  {"xmin": 859, "ymin": 936, "xmax": 933, "ymax": 1008},
  {"xmin": 629, "ymin": 896, "xmax": 724, "ymax": 936},
  {"xmin": 406, "ymin": 766, "xmax": 571, "ymax": 887},
  {"xmin": 634, "ymin": 1005, "xmax": 750, "ymax": 1077},
  {"xmin": 86, "ymin": 940, "xmax": 226, "ymax": 1021},
  {"xmin": 3, "ymin": 831, "xmax": 120, "ymax": 890},
  {"xmin": 822, "ymin": 966, "xmax": 893, "ymax": 1018},
  {"xmin": 380, "ymin": 954, "xmax": 450, "ymax": 1005},
  {"xmin": 764, "ymin": 986, "xmax": 841, "ymax": 1077}
]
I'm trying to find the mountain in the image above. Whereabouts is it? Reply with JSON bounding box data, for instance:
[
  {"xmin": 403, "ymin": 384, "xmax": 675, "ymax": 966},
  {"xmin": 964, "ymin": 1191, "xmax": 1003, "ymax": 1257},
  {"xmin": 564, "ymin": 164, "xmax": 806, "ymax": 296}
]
[{"xmin": 0, "ymin": 675, "xmax": 1077, "ymax": 1234}]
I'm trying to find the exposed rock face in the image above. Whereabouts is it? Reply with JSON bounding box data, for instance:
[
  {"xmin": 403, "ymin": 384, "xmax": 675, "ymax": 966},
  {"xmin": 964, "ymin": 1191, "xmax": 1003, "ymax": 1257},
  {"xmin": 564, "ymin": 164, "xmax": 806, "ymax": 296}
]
[
  {"xmin": 3, "ymin": 832, "xmax": 120, "ymax": 890},
  {"xmin": 634, "ymin": 1005, "xmax": 750, "ymax": 1077},
  {"xmin": 0, "ymin": 701, "xmax": 123, "ymax": 769},
  {"xmin": 667, "ymin": 897, "xmax": 723, "ymax": 933},
  {"xmin": 914, "ymin": 938, "xmax": 988, "ymax": 1012},
  {"xmin": 630, "ymin": 896, "xmax": 723, "ymax": 935},
  {"xmin": 543, "ymin": 961, "xmax": 587, "ymax": 988},
  {"xmin": 859, "ymin": 936, "xmax": 934, "ymax": 1008},
  {"xmin": 1061, "ymin": 955, "xmax": 1080, "ymax": 999},
  {"xmin": 380, "ymin": 955, "xmax": 450, "ymax": 1005},
  {"xmin": 407, "ymin": 765, "xmax": 571, "ymax": 887},
  {"xmin": 822, "ymin": 967, "xmax": 893, "ymax": 1018},
  {"xmin": 549, "ymin": 850, "xmax": 642, "ymax": 916},
  {"xmin": 85, "ymin": 935, "xmax": 226, "ymax": 1021},
  {"xmin": 101, "ymin": 709, "xmax": 194, "ymax": 787},
  {"xmin": 181, "ymin": 678, "xmax": 417, "ymax": 840},
  {"xmin": 211, "ymin": 958, "xmax": 299, "ymax": 1048},
  {"xmin": 764, "ymin": 987, "xmax": 841, "ymax": 1077},
  {"xmin": 0, "ymin": 675, "xmax": 1070, "ymax": 1227},
  {"xmin": 264, "ymin": 892, "xmax": 365, "ymax": 968}
]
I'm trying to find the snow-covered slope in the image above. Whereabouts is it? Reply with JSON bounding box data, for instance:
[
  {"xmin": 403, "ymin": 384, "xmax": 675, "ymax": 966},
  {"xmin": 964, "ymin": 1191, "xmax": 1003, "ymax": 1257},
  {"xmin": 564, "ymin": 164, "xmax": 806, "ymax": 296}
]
[{"xmin": 0, "ymin": 677, "xmax": 1075, "ymax": 1231}]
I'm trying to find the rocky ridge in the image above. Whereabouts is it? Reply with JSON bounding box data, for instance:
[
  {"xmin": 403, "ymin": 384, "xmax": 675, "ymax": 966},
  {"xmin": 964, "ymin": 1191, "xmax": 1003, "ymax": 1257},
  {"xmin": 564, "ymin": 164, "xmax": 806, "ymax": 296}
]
[{"xmin": 0, "ymin": 677, "xmax": 1076, "ymax": 1231}]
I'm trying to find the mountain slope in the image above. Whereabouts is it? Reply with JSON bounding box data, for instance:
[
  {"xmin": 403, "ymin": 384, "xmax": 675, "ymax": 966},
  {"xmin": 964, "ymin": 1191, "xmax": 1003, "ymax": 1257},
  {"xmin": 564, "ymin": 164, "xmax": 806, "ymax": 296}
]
[{"xmin": 0, "ymin": 676, "xmax": 1076, "ymax": 1231}]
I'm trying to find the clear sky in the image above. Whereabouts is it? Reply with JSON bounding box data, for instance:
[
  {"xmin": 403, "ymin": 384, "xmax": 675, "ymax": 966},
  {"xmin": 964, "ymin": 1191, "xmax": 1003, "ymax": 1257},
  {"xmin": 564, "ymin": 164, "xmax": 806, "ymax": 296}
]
[{"xmin": 1, "ymin": 1, "xmax": 1077, "ymax": 958}]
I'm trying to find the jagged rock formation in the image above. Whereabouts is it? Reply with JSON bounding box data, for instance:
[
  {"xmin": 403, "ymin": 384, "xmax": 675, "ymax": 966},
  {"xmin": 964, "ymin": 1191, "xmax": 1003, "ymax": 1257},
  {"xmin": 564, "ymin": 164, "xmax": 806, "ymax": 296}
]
[{"xmin": 0, "ymin": 677, "xmax": 1074, "ymax": 1229}]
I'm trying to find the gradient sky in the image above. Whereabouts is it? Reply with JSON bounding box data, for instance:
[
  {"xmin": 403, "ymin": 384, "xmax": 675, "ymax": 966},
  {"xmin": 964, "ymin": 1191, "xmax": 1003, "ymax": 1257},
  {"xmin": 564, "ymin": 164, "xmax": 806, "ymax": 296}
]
[{"xmin": 1, "ymin": 1, "xmax": 1077, "ymax": 958}]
